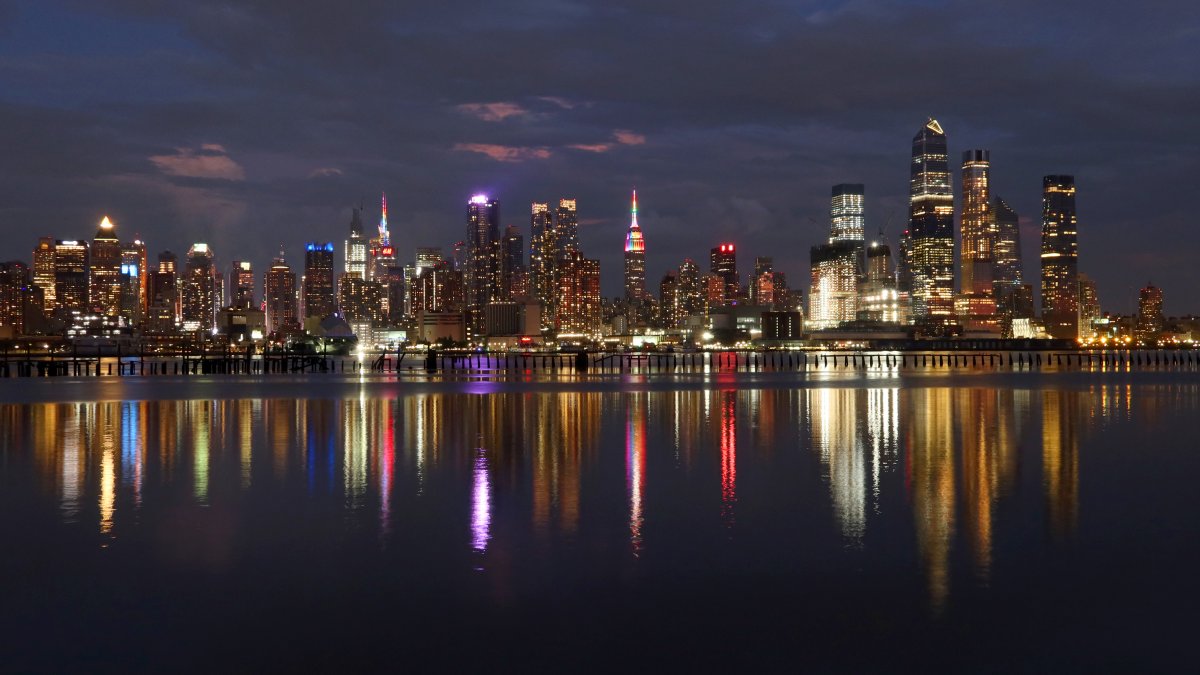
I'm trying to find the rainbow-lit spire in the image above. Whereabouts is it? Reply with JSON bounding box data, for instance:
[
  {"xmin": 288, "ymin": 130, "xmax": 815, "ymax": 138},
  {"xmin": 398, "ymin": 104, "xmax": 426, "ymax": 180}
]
[
  {"xmin": 624, "ymin": 188, "xmax": 644, "ymax": 253},
  {"xmin": 378, "ymin": 192, "xmax": 390, "ymax": 245}
]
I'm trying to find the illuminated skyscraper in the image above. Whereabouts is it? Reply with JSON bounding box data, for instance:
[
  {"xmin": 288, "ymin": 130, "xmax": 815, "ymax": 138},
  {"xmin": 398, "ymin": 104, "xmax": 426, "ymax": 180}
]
[
  {"xmin": 1077, "ymin": 273, "xmax": 1100, "ymax": 340},
  {"xmin": 809, "ymin": 241, "xmax": 860, "ymax": 329},
  {"xmin": 991, "ymin": 196, "xmax": 1023, "ymax": 337},
  {"xmin": 303, "ymin": 242, "xmax": 336, "ymax": 320},
  {"xmin": 956, "ymin": 150, "xmax": 998, "ymax": 333},
  {"xmin": 529, "ymin": 202, "xmax": 555, "ymax": 318},
  {"xmin": 32, "ymin": 237, "xmax": 56, "ymax": 315},
  {"xmin": 830, "ymin": 184, "xmax": 865, "ymax": 243},
  {"xmin": 677, "ymin": 258, "xmax": 703, "ymax": 319},
  {"xmin": 265, "ymin": 249, "xmax": 298, "ymax": 333},
  {"xmin": 53, "ymin": 239, "xmax": 90, "ymax": 315},
  {"xmin": 91, "ymin": 216, "xmax": 122, "ymax": 316},
  {"xmin": 0, "ymin": 261, "xmax": 34, "ymax": 336},
  {"xmin": 147, "ymin": 251, "xmax": 178, "ymax": 333},
  {"xmin": 368, "ymin": 194, "xmax": 396, "ymax": 281},
  {"xmin": 181, "ymin": 243, "xmax": 218, "ymax": 332},
  {"xmin": 228, "ymin": 261, "xmax": 255, "ymax": 309},
  {"xmin": 120, "ymin": 239, "xmax": 148, "ymax": 319},
  {"xmin": 500, "ymin": 224, "xmax": 525, "ymax": 300},
  {"xmin": 710, "ymin": 243, "xmax": 737, "ymax": 305},
  {"xmin": 658, "ymin": 271, "xmax": 678, "ymax": 328},
  {"xmin": 555, "ymin": 199, "xmax": 579, "ymax": 255},
  {"xmin": 554, "ymin": 249, "xmax": 600, "ymax": 335},
  {"xmin": 1040, "ymin": 175, "xmax": 1079, "ymax": 339},
  {"xmin": 624, "ymin": 189, "xmax": 647, "ymax": 301},
  {"xmin": 908, "ymin": 119, "xmax": 955, "ymax": 330},
  {"xmin": 345, "ymin": 206, "xmax": 368, "ymax": 279},
  {"xmin": 465, "ymin": 194, "xmax": 500, "ymax": 338},
  {"xmin": 1135, "ymin": 283, "xmax": 1163, "ymax": 343}
]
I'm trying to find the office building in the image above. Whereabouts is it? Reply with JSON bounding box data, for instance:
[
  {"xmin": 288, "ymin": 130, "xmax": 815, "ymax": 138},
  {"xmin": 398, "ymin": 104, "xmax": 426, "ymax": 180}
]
[
  {"xmin": 907, "ymin": 119, "xmax": 955, "ymax": 329},
  {"xmin": 181, "ymin": 243, "xmax": 218, "ymax": 332},
  {"xmin": 1040, "ymin": 175, "xmax": 1080, "ymax": 339},
  {"xmin": 91, "ymin": 216, "xmax": 122, "ymax": 316},
  {"xmin": 710, "ymin": 243, "xmax": 738, "ymax": 305},
  {"xmin": 53, "ymin": 239, "xmax": 89, "ymax": 315},
  {"xmin": 830, "ymin": 184, "xmax": 865, "ymax": 243},
  {"xmin": 957, "ymin": 150, "xmax": 999, "ymax": 332},
  {"xmin": 229, "ymin": 260, "xmax": 255, "ymax": 309},
  {"xmin": 345, "ymin": 206, "xmax": 368, "ymax": 279},
  {"xmin": 303, "ymin": 242, "xmax": 336, "ymax": 320},
  {"xmin": 500, "ymin": 224, "xmax": 525, "ymax": 301},
  {"xmin": 32, "ymin": 237, "xmax": 55, "ymax": 314},
  {"xmin": 465, "ymin": 194, "xmax": 500, "ymax": 338}
]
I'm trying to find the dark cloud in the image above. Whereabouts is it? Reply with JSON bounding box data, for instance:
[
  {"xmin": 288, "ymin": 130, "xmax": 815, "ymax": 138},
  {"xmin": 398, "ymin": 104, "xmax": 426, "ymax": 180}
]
[{"xmin": 1, "ymin": 0, "xmax": 1198, "ymax": 311}]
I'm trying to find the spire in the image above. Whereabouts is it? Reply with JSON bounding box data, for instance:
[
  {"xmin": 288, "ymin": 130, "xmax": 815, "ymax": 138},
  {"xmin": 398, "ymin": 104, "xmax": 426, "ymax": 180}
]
[
  {"xmin": 625, "ymin": 187, "xmax": 645, "ymax": 253},
  {"xmin": 96, "ymin": 215, "xmax": 117, "ymax": 239},
  {"xmin": 378, "ymin": 192, "xmax": 390, "ymax": 245}
]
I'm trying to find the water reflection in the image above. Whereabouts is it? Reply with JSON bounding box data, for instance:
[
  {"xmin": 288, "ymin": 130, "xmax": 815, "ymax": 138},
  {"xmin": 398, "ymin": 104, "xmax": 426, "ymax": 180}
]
[{"xmin": 1, "ymin": 382, "xmax": 1173, "ymax": 610}]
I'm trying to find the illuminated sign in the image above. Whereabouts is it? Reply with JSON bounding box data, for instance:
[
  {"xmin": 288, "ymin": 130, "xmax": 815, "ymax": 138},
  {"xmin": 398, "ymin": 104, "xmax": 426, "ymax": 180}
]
[{"xmin": 469, "ymin": 194, "xmax": 490, "ymax": 205}]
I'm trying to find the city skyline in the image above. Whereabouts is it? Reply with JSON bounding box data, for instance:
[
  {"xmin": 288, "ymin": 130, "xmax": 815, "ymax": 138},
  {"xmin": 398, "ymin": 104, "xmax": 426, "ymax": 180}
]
[{"xmin": 0, "ymin": 2, "xmax": 1197, "ymax": 314}]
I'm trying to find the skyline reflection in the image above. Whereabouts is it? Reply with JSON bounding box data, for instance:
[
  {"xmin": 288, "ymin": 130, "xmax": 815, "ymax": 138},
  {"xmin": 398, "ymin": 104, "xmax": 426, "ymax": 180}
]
[{"xmin": 1, "ymin": 382, "xmax": 1175, "ymax": 609}]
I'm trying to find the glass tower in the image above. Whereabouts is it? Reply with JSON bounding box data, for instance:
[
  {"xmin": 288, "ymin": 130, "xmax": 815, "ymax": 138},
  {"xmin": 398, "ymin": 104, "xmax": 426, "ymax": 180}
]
[
  {"xmin": 1040, "ymin": 175, "xmax": 1079, "ymax": 340},
  {"xmin": 907, "ymin": 119, "xmax": 955, "ymax": 329}
]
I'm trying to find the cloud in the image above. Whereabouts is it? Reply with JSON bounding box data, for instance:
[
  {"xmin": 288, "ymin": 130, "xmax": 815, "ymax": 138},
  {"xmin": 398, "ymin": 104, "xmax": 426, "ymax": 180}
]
[
  {"xmin": 149, "ymin": 145, "xmax": 245, "ymax": 180},
  {"xmin": 538, "ymin": 96, "xmax": 582, "ymax": 109},
  {"xmin": 569, "ymin": 143, "xmax": 613, "ymax": 153},
  {"xmin": 456, "ymin": 102, "xmax": 530, "ymax": 122},
  {"xmin": 614, "ymin": 130, "xmax": 646, "ymax": 145},
  {"xmin": 452, "ymin": 143, "xmax": 552, "ymax": 162},
  {"xmin": 308, "ymin": 167, "xmax": 343, "ymax": 178}
]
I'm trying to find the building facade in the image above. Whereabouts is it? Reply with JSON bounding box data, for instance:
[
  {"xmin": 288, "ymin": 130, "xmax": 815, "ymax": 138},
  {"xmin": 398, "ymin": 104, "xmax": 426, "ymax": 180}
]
[
  {"xmin": 907, "ymin": 119, "xmax": 955, "ymax": 330},
  {"xmin": 1040, "ymin": 175, "xmax": 1080, "ymax": 339},
  {"xmin": 624, "ymin": 189, "xmax": 647, "ymax": 301}
]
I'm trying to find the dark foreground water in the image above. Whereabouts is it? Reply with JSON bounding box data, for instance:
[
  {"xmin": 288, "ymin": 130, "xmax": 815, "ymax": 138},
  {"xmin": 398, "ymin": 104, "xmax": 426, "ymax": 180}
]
[{"xmin": 1, "ymin": 371, "xmax": 1197, "ymax": 672}]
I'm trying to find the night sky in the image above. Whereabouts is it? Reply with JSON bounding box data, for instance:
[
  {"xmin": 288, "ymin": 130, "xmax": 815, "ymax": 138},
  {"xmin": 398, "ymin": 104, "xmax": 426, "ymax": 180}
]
[{"xmin": 1, "ymin": 0, "xmax": 1197, "ymax": 313}]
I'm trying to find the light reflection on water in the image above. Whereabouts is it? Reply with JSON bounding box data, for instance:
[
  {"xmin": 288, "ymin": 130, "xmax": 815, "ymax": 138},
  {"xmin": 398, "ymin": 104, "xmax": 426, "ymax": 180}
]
[{"xmin": 0, "ymin": 380, "xmax": 1188, "ymax": 617}]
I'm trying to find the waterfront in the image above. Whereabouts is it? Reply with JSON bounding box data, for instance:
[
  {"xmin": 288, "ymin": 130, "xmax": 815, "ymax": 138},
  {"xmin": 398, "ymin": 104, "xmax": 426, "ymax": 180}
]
[{"xmin": 1, "ymin": 372, "xmax": 1197, "ymax": 671}]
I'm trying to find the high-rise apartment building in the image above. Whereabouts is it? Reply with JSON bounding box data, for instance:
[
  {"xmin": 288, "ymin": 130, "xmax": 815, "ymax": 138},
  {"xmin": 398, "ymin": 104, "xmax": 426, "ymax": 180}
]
[
  {"xmin": 907, "ymin": 119, "xmax": 955, "ymax": 329},
  {"xmin": 32, "ymin": 237, "xmax": 56, "ymax": 315},
  {"xmin": 147, "ymin": 251, "xmax": 179, "ymax": 334},
  {"xmin": 554, "ymin": 249, "xmax": 600, "ymax": 335},
  {"xmin": 0, "ymin": 262, "xmax": 34, "ymax": 336},
  {"xmin": 624, "ymin": 189, "xmax": 646, "ymax": 301},
  {"xmin": 1135, "ymin": 284, "xmax": 1163, "ymax": 343},
  {"xmin": 1040, "ymin": 175, "xmax": 1079, "ymax": 339},
  {"xmin": 658, "ymin": 271, "xmax": 678, "ymax": 328},
  {"xmin": 1077, "ymin": 273, "xmax": 1100, "ymax": 340},
  {"xmin": 500, "ymin": 224, "xmax": 525, "ymax": 300},
  {"xmin": 464, "ymin": 194, "xmax": 500, "ymax": 338},
  {"xmin": 181, "ymin": 243, "xmax": 218, "ymax": 332},
  {"xmin": 555, "ymin": 198, "xmax": 578, "ymax": 255},
  {"xmin": 529, "ymin": 202, "xmax": 555, "ymax": 318},
  {"xmin": 120, "ymin": 239, "xmax": 148, "ymax": 319},
  {"xmin": 264, "ymin": 250, "xmax": 298, "ymax": 334},
  {"xmin": 809, "ymin": 241, "xmax": 860, "ymax": 329},
  {"xmin": 858, "ymin": 237, "xmax": 902, "ymax": 324},
  {"xmin": 303, "ymin": 242, "xmax": 336, "ymax": 320},
  {"xmin": 677, "ymin": 258, "xmax": 703, "ymax": 319},
  {"xmin": 957, "ymin": 150, "xmax": 999, "ymax": 333},
  {"xmin": 90, "ymin": 216, "xmax": 122, "ymax": 316}
]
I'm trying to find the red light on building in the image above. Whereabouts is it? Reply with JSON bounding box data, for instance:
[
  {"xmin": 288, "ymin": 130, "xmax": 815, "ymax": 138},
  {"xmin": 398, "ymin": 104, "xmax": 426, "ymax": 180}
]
[{"xmin": 381, "ymin": 246, "xmax": 394, "ymax": 256}]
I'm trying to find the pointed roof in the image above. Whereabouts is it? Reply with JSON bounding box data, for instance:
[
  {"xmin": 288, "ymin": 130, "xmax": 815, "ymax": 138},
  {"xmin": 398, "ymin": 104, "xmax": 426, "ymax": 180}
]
[
  {"xmin": 624, "ymin": 188, "xmax": 644, "ymax": 253},
  {"xmin": 925, "ymin": 118, "xmax": 944, "ymax": 135}
]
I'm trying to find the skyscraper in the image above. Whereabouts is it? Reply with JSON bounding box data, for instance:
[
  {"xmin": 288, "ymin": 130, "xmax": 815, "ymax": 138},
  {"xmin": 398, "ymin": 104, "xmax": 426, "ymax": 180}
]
[
  {"xmin": 229, "ymin": 261, "xmax": 255, "ymax": 309},
  {"xmin": 303, "ymin": 242, "xmax": 336, "ymax": 320},
  {"xmin": 991, "ymin": 196, "xmax": 1023, "ymax": 336},
  {"xmin": 91, "ymin": 216, "xmax": 122, "ymax": 316},
  {"xmin": 810, "ymin": 184, "xmax": 866, "ymax": 329},
  {"xmin": 1077, "ymin": 273, "xmax": 1100, "ymax": 340},
  {"xmin": 830, "ymin": 184, "xmax": 865, "ymax": 243},
  {"xmin": 32, "ymin": 237, "xmax": 55, "ymax": 315},
  {"xmin": 345, "ymin": 206, "xmax": 368, "ymax": 279},
  {"xmin": 710, "ymin": 244, "xmax": 738, "ymax": 305},
  {"xmin": 907, "ymin": 119, "xmax": 955, "ymax": 330},
  {"xmin": 368, "ymin": 194, "xmax": 396, "ymax": 281},
  {"xmin": 1040, "ymin": 175, "xmax": 1079, "ymax": 339},
  {"xmin": 500, "ymin": 224, "xmax": 525, "ymax": 300},
  {"xmin": 465, "ymin": 194, "xmax": 500, "ymax": 338},
  {"xmin": 181, "ymin": 243, "xmax": 217, "ymax": 332},
  {"xmin": 1135, "ymin": 284, "xmax": 1163, "ymax": 343},
  {"xmin": 529, "ymin": 202, "xmax": 555, "ymax": 317},
  {"xmin": 555, "ymin": 199, "xmax": 579, "ymax": 255},
  {"xmin": 658, "ymin": 271, "xmax": 678, "ymax": 328},
  {"xmin": 857, "ymin": 234, "xmax": 902, "ymax": 324},
  {"xmin": 677, "ymin": 258, "xmax": 703, "ymax": 319},
  {"xmin": 0, "ymin": 262, "xmax": 33, "ymax": 336},
  {"xmin": 121, "ymin": 239, "xmax": 148, "ymax": 319},
  {"xmin": 53, "ymin": 239, "xmax": 89, "ymax": 315},
  {"xmin": 555, "ymin": 249, "xmax": 600, "ymax": 335},
  {"xmin": 957, "ymin": 150, "xmax": 998, "ymax": 333},
  {"xmin": 624, "ymin": 189, "xmax": 646, "ymax": 301},
  {"xmin": 265, "ymin": 249, "xmax": 298, "ymax": 334},
  {"xmin": 147, "ymin": 251, "xmax": 179, "ymax": 333}
]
